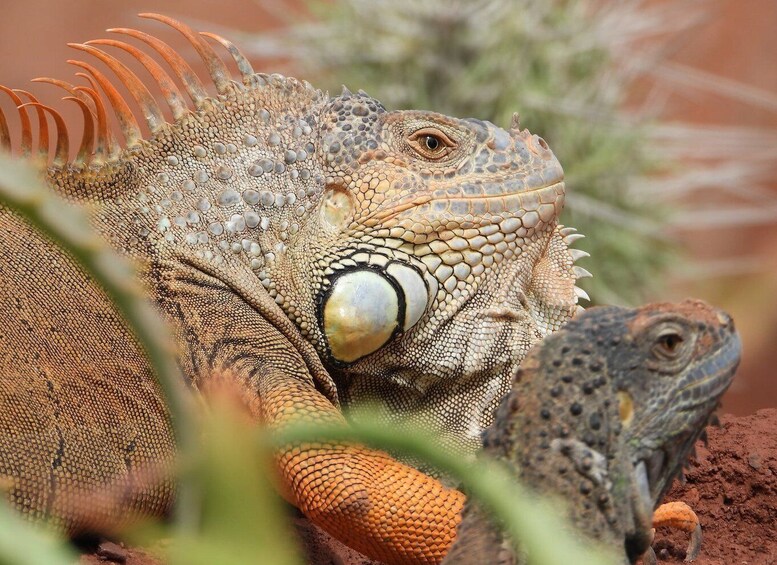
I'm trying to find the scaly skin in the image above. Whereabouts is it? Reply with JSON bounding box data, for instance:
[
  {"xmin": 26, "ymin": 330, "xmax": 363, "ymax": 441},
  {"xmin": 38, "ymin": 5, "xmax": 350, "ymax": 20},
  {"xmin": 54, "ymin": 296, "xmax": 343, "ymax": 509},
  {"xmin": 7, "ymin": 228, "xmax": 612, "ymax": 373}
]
[
  {"xmin": 443, "ymin": 300, "xmax": 741, "ymax": 565},
  {"xmin": 0, "ymin": 14, "xmax": 584, "ymax": 564}
]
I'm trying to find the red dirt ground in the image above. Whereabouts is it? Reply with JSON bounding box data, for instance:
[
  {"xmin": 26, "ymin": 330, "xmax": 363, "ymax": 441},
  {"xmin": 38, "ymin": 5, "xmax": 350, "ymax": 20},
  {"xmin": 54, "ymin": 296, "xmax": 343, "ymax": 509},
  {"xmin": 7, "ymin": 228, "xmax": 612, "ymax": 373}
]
[
  {"xmin": 653, "ymin": 409, "xmax": 777, "ymax": 565},
  {"xmin": 79, "ymin": 410, "xmax": 777, "ymax": 564}
]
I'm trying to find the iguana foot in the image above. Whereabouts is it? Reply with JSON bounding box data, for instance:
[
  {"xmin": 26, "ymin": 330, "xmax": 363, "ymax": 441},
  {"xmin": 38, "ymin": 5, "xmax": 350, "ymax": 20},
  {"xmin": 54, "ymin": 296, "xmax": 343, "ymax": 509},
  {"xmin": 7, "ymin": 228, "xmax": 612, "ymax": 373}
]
[{"xmin": 652, "ymin": 501, "xmax": 703, "ymax": 562}]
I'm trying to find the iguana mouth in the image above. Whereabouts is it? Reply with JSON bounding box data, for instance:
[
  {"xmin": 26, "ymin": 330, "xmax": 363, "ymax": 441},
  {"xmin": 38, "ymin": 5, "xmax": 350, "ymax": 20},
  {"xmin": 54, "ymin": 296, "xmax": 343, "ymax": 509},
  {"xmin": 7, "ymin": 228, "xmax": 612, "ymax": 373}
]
[
  {"xmin": 371, "ymin": 180, "xmax": 565, "ymax": 225},
  {"xmin": 636, "ymin": 449, "xmax": 666, "ymax": 510}
]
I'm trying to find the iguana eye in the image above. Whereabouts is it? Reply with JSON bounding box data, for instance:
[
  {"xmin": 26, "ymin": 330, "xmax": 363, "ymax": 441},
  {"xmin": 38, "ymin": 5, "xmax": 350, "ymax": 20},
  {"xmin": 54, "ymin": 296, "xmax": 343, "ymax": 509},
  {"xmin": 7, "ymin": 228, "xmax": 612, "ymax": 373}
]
[
  {"xmin": 639, "ymin": 317, "xmax": 695, "ymax": 373},
  {"xmin": 652, "ymin": 329, "xmax": 686, "ymax": 360},
  {"xmin": 407, "ymin": 128, "xmax": 456, "ymax": 160},
  {"xmin": 423, "ymin": 136, "xmax": 439, "ymax": 151},
  {"xmin": 658, "ymin": 333, "xmax": 683, "ymax": 353}
]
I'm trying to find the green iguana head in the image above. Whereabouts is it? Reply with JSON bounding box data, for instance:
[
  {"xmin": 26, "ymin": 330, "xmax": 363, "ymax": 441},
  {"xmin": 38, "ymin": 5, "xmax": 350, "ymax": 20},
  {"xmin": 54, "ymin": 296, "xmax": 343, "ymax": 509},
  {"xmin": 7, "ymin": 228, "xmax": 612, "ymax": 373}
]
[
  {"xmin": 1, "ymin": 14, "xmax": 587, "ymax": 451},
  {"xmin": 287, "ymin": 91, "xmax": 584, "ymax": 449}
]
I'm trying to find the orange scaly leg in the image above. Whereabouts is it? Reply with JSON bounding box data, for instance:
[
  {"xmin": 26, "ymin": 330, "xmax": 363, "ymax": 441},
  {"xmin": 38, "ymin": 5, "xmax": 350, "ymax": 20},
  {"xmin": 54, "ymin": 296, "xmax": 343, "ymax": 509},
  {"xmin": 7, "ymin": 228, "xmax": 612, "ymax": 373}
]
[{"xmin": 259, "ymin": 373, "xmax": 464, "ymax": 565}]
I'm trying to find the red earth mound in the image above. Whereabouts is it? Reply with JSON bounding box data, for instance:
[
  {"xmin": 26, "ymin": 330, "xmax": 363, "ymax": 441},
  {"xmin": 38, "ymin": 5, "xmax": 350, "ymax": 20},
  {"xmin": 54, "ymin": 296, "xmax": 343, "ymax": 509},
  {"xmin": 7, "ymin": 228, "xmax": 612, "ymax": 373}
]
[{"xmin": 653, "ymin": 409, "xmax": 777, "ymax": 565}]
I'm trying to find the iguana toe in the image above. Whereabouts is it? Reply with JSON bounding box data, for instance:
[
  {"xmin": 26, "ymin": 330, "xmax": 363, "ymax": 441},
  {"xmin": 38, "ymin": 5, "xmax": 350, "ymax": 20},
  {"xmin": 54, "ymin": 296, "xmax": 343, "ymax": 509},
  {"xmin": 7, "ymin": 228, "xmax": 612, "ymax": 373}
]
[{"xmin": 652, "ymin": 500, "xmax": 703, "ymax": 562}]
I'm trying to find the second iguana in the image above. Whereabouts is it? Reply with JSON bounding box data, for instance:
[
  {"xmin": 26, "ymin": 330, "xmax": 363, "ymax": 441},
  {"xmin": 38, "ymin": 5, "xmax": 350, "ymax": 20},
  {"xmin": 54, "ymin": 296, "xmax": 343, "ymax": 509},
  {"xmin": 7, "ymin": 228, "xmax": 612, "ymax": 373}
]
[{"xmin": 444, "ymin": 300, "xmax": 741, "ymax": 564}]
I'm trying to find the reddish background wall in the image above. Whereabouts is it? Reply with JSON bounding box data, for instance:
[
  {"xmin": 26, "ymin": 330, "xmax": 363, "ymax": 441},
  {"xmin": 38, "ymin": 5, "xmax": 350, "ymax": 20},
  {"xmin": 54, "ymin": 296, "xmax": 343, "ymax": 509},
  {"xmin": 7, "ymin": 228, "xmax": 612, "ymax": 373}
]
[{"xmin": 1, "ymin": 1, "xmax": 774, "ymax": 414}]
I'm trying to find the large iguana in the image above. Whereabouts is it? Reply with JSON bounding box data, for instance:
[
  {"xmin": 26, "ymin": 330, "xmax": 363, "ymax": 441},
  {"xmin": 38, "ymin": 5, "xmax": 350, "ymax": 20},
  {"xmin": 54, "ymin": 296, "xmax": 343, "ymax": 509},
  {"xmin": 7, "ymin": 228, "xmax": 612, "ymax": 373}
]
[
  {"xmin": 0, "ymin": 14, "xmax": 586, "ymax": 564},
  {"xmin": 443, "ymin": 300, "xmax": 741, "ymax": 564}
]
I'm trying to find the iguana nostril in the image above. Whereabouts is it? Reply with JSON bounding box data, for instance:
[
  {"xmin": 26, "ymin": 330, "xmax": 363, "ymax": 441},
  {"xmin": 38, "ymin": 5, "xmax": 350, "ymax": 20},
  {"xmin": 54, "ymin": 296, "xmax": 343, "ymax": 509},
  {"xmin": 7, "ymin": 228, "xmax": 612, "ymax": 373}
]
[{"xmin": 527, "ymin": 134, "xmax": 552, "ymax": 158}]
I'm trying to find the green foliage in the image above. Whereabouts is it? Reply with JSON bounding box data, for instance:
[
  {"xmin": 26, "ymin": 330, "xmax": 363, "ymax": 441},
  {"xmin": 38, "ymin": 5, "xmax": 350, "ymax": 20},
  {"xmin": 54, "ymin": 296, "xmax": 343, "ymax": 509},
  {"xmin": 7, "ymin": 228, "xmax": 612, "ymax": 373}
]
[
  {"xmin": 0, "ymin": 502, "xmax": 76, "ymax": 565},
  {"xmin": 160, "ymin": 395, "xmax": 302, "ymax": 565}
]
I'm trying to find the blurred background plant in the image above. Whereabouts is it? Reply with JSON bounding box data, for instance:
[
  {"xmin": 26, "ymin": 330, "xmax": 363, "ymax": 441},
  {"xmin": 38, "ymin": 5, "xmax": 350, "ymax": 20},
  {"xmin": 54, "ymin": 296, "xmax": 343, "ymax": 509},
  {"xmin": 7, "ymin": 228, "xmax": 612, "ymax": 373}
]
[{"xmin": 240, "ymin": 0, "xmax": 777, "ymax": 306}]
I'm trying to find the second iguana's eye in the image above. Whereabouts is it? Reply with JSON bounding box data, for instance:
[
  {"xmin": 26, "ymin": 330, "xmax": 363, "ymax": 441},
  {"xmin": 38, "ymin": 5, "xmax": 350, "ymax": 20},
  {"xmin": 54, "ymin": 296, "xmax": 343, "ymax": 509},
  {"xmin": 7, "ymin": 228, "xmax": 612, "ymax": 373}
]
[
  {"xmin": 407, "ymin": 127, "xmax": 456, "ymax": 160},
  {"xmin": 653, "ymin": 329, "xmax": 685, "ymax": 360}
]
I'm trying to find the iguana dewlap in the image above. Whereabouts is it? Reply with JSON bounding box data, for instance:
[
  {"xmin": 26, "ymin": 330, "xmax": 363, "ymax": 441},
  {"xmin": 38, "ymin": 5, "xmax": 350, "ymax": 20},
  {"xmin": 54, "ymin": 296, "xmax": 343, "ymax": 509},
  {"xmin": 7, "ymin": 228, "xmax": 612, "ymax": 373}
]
[
  {"xmin": 444, "ymin": 300, "xmax": 741, "ymax": 564},
  {"xmin": 0, "ymin": 13, "xmax": 587, "ymax": 564}
]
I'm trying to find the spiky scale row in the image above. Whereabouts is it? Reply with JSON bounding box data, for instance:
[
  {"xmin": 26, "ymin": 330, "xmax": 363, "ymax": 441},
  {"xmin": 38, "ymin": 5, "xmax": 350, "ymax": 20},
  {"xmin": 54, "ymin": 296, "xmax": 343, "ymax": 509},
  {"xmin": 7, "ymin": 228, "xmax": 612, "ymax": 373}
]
[
  {"xmin": 108, "ymin": 26, "xmax": 209, "ymax": 105},
  {"xmin": 15, "ymin": 90, "xmax": 49, "ymax": 160},
  {"xmin": 0, "ymin": 13, "xmax": 258, "ymax": 169},
  {"xmin": 139, "ymin": 13, "xmax": 231, "ymax": 94},
  {"xmin": 87, "ymin": 38, "xmax": 188, "ymax": 120},
  {"xmin": 65, "ymin": 96, "xmax": 95, "ymax": 164},
  {"xmin": 0, "ymin": 85, "xmax": 32, "ymax": 155},
  {"xmin": 69, "ymin": 42, "xmax": 166, "ymax": 133},
  {"xmin": 200, "ymin": 31, "xmax": 256, "ymax": 81}
]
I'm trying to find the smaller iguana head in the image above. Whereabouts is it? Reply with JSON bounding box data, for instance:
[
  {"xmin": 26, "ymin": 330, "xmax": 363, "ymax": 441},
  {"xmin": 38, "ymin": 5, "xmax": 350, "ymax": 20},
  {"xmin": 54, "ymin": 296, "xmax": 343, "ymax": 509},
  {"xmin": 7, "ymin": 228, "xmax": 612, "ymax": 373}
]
[
  {"xmin": 554, "ymin": 300, "xmax": 739, "ymax": 561},
  {"xmin": 608, "ymin": 300, "xmax": 740, "ymax": 505},
  {"xmin": 478, "ymin": 301, "xmax": 740, "ymax": 564}
]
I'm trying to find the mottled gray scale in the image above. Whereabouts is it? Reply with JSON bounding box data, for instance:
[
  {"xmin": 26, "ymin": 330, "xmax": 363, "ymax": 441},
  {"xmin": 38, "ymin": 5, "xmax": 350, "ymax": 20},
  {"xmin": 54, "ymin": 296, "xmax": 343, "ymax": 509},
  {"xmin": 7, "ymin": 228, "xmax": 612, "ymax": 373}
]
[
  {"xmin": 216, "ymin": 166, "xmax": 233, "ymax": 180},
  {"xmin": 242, "ymin": 190, "xmax": 260, "ymax": 205},
  {"xmin": 216, "ymin": 189, "xmax": 240, "ymax": 207},
  {"xmin": 196, "ymin": 198, "xmax": 211, "ymax": 212}
]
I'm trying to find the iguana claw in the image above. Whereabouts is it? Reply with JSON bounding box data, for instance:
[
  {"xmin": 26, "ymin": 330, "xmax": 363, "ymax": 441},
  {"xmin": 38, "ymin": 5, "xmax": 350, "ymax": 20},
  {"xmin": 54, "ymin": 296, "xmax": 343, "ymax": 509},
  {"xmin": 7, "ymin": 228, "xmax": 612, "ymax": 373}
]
[{"xmin": 652, "ymin": 500, "xmax": 703, "ymax": 562}]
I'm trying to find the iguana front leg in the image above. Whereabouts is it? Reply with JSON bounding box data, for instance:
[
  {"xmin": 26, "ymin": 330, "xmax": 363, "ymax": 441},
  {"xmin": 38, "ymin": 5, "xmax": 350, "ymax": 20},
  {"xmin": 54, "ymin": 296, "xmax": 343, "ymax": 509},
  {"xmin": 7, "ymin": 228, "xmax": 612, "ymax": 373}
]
[
  {"xmin": 261, "ymin": 374, "xmax": 463, "ymax": 564},
  {"xmin": 160, "ymin": 262, "xmax": 463, "ymax": 565}
]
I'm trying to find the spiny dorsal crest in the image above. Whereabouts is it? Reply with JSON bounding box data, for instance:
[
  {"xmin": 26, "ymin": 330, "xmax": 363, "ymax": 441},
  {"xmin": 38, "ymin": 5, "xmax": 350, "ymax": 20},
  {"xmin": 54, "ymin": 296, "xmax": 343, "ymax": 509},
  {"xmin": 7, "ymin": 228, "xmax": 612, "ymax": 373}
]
[{"xmin": 0, "ymin": 13, "xmax": 325, "ymax": 173}]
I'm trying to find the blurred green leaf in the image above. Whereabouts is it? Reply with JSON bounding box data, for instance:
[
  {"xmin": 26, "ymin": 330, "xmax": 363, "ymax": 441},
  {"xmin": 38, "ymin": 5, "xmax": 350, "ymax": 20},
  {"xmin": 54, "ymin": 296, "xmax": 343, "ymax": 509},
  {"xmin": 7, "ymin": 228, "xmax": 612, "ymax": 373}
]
[
  {"xmin": 165, "ymin": 394, "xmax": 301, "ymax": 565},
  {"xmin": 0, "ymin": 503, "xmax": 76, "ymax": 565},
  {"xmin": 272, "ymin": 419, "xmax": 617, "ymax": 565}
]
